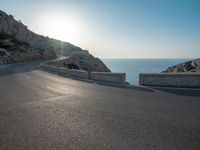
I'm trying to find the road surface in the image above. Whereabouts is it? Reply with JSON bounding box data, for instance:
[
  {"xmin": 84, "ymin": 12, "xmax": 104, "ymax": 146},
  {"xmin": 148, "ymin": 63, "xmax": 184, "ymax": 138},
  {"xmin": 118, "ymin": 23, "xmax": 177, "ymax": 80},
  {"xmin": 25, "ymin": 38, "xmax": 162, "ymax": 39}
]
[{"xmin": 0, "ymin": 62, "xmax": 200, "ymax": 150}]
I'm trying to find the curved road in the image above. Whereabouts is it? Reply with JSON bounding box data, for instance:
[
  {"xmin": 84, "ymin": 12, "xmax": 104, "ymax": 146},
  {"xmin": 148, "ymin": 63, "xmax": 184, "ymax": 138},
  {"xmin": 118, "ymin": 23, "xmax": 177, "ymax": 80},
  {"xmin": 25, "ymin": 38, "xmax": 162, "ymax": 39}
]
[{"xmin": 0, "ymin": 62, "xmax": 200, "ymax": 150}]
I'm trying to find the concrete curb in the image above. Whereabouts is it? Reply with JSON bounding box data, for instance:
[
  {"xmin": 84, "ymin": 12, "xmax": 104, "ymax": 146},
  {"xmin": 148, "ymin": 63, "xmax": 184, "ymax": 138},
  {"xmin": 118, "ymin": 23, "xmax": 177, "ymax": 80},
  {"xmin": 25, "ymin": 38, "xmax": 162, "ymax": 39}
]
[
  {"xmin": 139, "ymin": 73, "xmax": 200, "ymax": 88},
  {"xmin": 39, "ymin": 63, "xmax": 127, "ymax": 84}
]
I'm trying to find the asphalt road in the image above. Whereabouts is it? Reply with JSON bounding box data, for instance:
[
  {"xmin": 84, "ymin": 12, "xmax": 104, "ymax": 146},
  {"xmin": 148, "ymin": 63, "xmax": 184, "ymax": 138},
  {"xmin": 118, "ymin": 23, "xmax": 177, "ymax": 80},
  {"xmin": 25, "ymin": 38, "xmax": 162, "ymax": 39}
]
[{"xmin": 0, "ymin": 62, "xmax": 200, "ymax": 150}]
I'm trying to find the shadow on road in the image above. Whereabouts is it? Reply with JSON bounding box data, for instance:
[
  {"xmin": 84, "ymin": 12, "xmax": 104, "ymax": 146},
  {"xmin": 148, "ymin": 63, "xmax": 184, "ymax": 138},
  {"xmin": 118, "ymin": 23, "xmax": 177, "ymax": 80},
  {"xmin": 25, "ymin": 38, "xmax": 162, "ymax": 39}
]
[
  {"xmin": 0, "ymin": 61, "xmax": 41, "ymax": 76},
  {"xmin": 153, "ymin": 87, "xmax": 200, "ymax": 98},
  {"xmin": 96, "ymin": 83, "xmax": 155, "ymax": 92}
]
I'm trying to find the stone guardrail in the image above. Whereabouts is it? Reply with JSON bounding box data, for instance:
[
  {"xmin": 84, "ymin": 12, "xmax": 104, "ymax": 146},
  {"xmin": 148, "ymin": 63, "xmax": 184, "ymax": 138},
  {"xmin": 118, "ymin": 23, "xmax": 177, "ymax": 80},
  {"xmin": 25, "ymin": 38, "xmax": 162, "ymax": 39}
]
[
  {"xmin": 40, "ymin": 64, "xmax": 126, "ymax": 84},
  {"xmin": 91, "ymin": 72, "xmax": 126, "ymax": 84},
  {"xmin": 139, "ymin": 73, "xmax": 200, "ymax": 88},
  {"xmin": 40, "ymin": 64, "xmax": 89, "ymax": 79}
]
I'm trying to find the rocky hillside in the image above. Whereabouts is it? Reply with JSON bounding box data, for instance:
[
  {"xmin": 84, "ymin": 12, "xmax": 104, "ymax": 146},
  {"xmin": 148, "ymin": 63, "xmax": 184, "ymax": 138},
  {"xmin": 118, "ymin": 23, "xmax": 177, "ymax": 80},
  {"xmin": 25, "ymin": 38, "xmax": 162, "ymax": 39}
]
[
  {"xmin": 50, "ymin": 53, "xmax": 109, "ymax": 72},
  {"xmin": 162, "ymin": 58, "xmax": 200, "ymax": 73},
  {"xmin": 0, "ymin": 32, "xmax": 56, "ymax": 64},
  {"xmin": 0, "ymin": 10, "xmax": 110, "ymax": 72}
]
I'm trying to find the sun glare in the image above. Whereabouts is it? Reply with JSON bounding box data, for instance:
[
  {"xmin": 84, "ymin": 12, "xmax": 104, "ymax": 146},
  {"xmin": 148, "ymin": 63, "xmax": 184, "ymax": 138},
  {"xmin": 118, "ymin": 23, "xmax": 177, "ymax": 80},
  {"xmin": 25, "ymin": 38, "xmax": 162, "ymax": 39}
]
[{"xmin": 41, "ymin": 14, "xmax": 81, "ymax": 45}]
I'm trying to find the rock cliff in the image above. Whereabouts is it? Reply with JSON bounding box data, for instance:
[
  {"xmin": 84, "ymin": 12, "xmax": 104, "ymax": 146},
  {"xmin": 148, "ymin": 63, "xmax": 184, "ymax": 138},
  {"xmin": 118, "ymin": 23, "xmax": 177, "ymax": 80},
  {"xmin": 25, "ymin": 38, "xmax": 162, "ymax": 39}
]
[
  {"xmin": 0, "ymin": 32, "xmax": 55, "ymax": 64},
  {"xmin": 50, "ymin": 53, "xmax": 110, "ymax": 72},
  {"xmin": 0, "ymin": 10, "xmax": 110, "ymax": 72},
  {"xmin": 162, "ymin": 58, "xmax": 200, "ymax": 73}
]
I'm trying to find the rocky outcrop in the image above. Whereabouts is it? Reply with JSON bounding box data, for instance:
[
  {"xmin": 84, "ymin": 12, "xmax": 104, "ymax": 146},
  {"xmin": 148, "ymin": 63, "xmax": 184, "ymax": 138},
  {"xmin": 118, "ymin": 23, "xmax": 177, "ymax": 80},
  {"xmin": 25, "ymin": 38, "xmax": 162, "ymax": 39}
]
[
  {"xmin": 0, "ymin": 10, "xmax": 110, "ymax": 72},
  {"xmin": 50, "ymin": 53, "xmax": 110, "ymax": 72},
  {"xmin": 162, "ymin": 58, "xmax": 200, "ymax": 73},
  {"xmin": 0, "ymin": 32, "xmax": 55, "ymax": 64}
]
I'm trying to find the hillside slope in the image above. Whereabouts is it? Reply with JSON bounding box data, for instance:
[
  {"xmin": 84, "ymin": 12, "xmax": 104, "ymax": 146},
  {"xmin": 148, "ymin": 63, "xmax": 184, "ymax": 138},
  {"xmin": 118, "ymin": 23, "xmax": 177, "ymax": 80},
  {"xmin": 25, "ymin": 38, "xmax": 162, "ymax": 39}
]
[{"xmin": 0, "ymin": 10, "xmax": 110, "ymax": 72}]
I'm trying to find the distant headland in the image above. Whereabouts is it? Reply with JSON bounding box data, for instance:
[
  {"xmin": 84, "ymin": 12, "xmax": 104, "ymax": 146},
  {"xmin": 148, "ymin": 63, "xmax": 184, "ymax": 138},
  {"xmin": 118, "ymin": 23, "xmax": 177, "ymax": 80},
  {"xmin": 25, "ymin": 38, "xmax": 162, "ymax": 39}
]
[{"xmin": 162, "ymin": 58, "xmax": 200, "ymax": 73}]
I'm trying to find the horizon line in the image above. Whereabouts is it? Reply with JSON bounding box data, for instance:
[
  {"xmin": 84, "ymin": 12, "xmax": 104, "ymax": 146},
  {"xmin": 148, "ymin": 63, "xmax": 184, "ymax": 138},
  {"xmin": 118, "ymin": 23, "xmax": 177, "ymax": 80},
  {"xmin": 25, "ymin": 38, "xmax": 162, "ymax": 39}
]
[{"xmin": 100, "ymin": 57, "xmax": 195, "ymax": 59}]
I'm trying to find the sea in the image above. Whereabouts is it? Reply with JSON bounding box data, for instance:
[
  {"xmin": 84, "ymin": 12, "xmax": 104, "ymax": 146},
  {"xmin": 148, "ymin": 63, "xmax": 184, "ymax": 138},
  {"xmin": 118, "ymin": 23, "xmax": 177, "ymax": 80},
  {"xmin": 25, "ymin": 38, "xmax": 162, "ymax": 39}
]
[{"xmin": 102, "ymin": 58, "xmax": 191, "ymax": 85}]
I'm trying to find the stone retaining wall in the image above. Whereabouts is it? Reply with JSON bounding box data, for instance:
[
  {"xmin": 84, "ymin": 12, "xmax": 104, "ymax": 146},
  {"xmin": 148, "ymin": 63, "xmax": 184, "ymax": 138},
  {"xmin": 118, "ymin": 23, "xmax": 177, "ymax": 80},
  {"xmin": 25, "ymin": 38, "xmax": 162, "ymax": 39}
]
[
  {"xmin": 91, "ymin": 72, "xmax": 126, "ymax": 84},
  {"xmin": 40, "ymin": 64, "xmax": 89, "ymax": 79},
  {"xmin": 139, "ymin": 73, "xmax": 200, "ymax": 88}
]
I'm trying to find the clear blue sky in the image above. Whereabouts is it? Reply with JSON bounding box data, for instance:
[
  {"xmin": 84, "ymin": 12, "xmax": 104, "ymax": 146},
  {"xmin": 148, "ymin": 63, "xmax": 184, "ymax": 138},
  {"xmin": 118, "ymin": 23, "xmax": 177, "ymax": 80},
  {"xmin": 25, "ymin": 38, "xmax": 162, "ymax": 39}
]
[{"xmin": 0, "ymin": 0, "xmax": 200, "ymax": 58}]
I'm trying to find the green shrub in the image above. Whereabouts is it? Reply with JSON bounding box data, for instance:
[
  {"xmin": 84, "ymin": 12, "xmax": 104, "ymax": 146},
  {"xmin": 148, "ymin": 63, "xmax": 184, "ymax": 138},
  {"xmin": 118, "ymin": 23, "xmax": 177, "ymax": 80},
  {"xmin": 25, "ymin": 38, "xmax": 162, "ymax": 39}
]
[
  {"xmin": 0, "ymin": 32, "xmax": 29, "ymax": 47},
  {"xmin": 0, "ymin": 32, "xmax": 14, "ymax": 39},
  {"xmin": 67, "ymin": 63, "xmax": 79, "ymax": 70},
  {"xmin": 185, "ymin": 62, "xmax": 195, "ymax": 71}
]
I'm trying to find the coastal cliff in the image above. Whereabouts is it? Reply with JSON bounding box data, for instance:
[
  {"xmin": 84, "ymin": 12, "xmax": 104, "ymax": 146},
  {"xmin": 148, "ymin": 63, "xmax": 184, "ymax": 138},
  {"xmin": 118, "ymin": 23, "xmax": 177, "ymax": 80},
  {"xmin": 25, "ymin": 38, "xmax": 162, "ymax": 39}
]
[
  {"xmin": 162, "ymin": 58, "xmax": 200, "ymax": 73},
  {"xmin": 0, "ymin": 10, "xmax": 110, "ymax": 72}
]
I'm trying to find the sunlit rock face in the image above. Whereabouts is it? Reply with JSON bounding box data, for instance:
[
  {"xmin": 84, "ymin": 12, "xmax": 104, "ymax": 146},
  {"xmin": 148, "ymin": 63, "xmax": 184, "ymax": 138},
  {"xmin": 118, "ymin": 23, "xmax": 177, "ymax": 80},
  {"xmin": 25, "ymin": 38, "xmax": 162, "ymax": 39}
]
[
  {"xmin": 0, "ymin": 10, "xmax": 110, "ymax": 72},
  {"xmin": 162, "ymin": 58, "xmax": 200, "ymax": 73}
]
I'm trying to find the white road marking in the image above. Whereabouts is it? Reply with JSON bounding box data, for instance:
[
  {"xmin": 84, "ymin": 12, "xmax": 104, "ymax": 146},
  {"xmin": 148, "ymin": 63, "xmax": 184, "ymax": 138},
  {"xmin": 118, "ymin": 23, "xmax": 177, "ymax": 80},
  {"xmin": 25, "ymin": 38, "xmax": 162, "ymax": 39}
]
[
  {"xmin": 24, "ymin": 75, "xmax": 30, "ymax": 79},
  {"xmin": 46, "ymin": 86, "xmax": 67, "ymax": 94}
]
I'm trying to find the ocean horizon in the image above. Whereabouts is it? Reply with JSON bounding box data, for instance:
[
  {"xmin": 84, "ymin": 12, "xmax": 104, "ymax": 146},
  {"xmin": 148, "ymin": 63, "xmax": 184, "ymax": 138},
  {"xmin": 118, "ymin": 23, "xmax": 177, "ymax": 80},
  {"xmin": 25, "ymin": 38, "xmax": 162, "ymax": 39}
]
[{"xmin": 102, "ymin": 58, "xmax": 191, "ymax": 85}]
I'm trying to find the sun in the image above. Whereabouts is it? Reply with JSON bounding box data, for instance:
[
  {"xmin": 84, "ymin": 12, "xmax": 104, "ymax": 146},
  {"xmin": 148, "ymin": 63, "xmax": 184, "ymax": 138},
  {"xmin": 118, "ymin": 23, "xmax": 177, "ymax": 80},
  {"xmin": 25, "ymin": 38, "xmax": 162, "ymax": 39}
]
[{"xmin": 41, "ymin": 14, "xmax": 81, "ymax": 45}]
